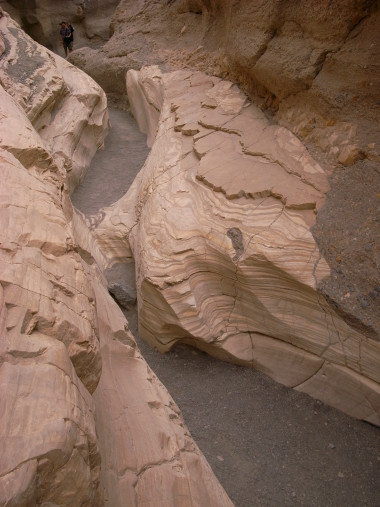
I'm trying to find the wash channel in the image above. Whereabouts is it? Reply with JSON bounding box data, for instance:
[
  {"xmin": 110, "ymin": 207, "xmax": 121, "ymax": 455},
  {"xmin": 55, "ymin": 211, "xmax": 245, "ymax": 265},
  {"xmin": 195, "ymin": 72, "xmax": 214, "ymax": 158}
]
[{"xmin": 71, "ymin": 105, "xmax": 380, "ymax": 507}]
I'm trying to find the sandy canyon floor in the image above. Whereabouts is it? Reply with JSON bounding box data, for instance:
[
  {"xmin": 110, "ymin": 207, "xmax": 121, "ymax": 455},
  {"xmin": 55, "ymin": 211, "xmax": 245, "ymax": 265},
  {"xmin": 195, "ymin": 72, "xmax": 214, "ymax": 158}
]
[{"xmin": 71, "ymin": 105, "xmax": 380, "ymax": 507}]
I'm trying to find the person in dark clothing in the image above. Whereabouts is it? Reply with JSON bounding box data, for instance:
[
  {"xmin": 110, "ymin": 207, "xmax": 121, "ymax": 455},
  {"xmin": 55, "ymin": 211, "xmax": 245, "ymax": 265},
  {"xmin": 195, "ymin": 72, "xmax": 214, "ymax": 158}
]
[
  {"xmin": 59, "ymin": 21, "xmax": 73, "ymax": 57},
  {"xmin": 67, "ymin": 22, "xmax": 74, "ymax": 47}
]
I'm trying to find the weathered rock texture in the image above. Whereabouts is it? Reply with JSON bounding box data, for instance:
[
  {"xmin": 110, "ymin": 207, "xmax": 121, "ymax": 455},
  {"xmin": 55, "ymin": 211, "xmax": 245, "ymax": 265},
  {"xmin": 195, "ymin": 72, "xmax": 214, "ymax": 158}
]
[
  {"xmin": 85, "ymin": 262, "xmax": 233, "ymax": 507},
  {"xmin": 0, "ymin": 10, "xmax": 109, "ymax": 192},
  {"xmin": 68, "ymin": 0, "xmax": 380, "ymax": 162},
  {"xmin": 67, "ymin": 0, "xmax": 380, "ymax": 340},
  {"xmin": 3, "ymin": 0, "xmax": 378, "ymax": 338},
  {"xmin": 0, "ymin": 0, "xmax": 120, "ymax": 53},
  {"xmin": 0, "ymin": 12, "xmax": 106, "ymax": 505},
  {"xmin": 0, "ymin": 12, "xmax": 232, "ymax": 506},
  {"xmin": 92, "ymin": 66, "xmax": 380, "ymax": 426}
]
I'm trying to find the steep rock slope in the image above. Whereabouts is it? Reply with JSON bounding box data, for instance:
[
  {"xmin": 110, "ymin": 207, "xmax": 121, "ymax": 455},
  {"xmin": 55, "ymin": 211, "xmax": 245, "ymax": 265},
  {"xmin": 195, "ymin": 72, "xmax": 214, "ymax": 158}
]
[
  {"xmin": 0, "ymin": 11, "xmax": 232, "ymax": 505},
  {"xmin": 0, "ymin": 11, "xmax": 107, "ymax": 505},
  {"xmin": 92, "ymin": 66, "xmax": 380, "ymax": 425}
]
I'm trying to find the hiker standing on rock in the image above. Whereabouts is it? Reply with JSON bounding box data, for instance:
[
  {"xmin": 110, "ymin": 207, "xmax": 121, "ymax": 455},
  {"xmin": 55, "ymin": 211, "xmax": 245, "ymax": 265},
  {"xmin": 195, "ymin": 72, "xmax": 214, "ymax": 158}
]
[{"xmin": 59, "ymin": 21, "xmax": 73, "ymax": 57}]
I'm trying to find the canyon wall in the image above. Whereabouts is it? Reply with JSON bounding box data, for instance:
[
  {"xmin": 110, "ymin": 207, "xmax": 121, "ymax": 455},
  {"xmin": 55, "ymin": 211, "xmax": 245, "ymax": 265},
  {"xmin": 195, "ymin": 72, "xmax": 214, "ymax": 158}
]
[
  {"xmin": 92, "ymin": 66, "xmax": 380, "ymax": 425},
  {"xmin": 69, "ymin": 0, "xmax": 380, "ymax": 163},
  {"xmin": 2, "ymin": 0, "xmax": 378, "ymax": 342},
  {"xmin": 62, "ymin": 0, "xmax": 380, "ymax": 423},
  {"xmin": 67, "ymin": 0, "xmax": 379, "ymax": 342},
  {"xmin": 0, "ymin": 10, "xmax": 232, "ymax": 505},
  {"xmin": 0, "ymin": 2, "xmax": 379, "ymax": 503},
  {"xmin": 0, "ymin": 0, "xmax": 120, "ymax": 52}
]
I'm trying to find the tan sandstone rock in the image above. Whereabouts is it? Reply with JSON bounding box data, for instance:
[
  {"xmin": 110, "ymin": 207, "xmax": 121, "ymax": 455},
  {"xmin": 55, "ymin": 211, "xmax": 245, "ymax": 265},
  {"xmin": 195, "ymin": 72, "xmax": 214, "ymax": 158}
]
[
  {"xmin": 0, "ymin": 103, "xmax": 102, "ymax": 505},
  {"xmin": 0, "ymin": 0, "xmax": 120, "ymax": 52},
  {"xmin": 65, "ymin": 0, "xmax": 380, "ymax": 167},
  {"xmin": 0, "ymin": 13, "xmax": 107, "ymax": 502},
  {"xmin": 92, "ymin": 66, "xmax": 380, "ymax": 425},
  {"xmin": 64, "ymin": 0, "xmax": 380, "ymax": 347},
  {"xmin": 83, "ymin": 262, "xmax": 233, "ymax": 506},
  {"xmin": 0, "ymin": 13, "xmax": 109, "ymax": 192},
  {"xmin": 0, "ymin": 12, "xmax": 232, "ymax": 505}
]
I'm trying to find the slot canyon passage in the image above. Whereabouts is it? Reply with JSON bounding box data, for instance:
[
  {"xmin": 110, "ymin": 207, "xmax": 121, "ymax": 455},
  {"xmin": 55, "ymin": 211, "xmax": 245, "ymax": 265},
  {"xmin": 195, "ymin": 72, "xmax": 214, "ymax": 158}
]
[
  {"xmin": 0, "ymin": 1, "xmax": 380, "ymax": 506},
  {"xmin": 70, "ymin": 106, "xmax": 380, "ymax": 506}
]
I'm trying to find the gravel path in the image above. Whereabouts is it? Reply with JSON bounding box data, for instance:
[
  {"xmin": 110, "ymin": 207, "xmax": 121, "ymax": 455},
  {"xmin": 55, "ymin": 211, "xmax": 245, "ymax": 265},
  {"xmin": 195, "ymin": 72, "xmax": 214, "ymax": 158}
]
[
  {"xmin": 71, "ymin": 106, "xmax": 148, "ymax": 215},
  {"xmin": 72, "ymin": 106, "xmax": 380, "ymax": 507}
]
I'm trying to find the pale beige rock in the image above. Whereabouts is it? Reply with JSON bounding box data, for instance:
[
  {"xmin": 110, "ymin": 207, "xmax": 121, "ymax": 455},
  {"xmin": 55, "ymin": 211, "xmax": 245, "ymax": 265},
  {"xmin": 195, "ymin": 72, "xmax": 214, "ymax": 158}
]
[
  {"xmin": 0, "ymin": 13, "xmax": 103, "ymax": 505},
  {"xmin": 67, "ymin": 0, "xmax": 379, "ymax": 168},
  {"xmin": 1, "ymin": 0, "xmax": 120, "ymax": 52},
  {"xmin": 63, "ymin": 0, "xmax": 379, "ymax": 345},
  {"xmin": 84, "ymin": 267, "xmax": 233, "ymax": 506},
  {"xmin": 0, "ymin": 140, "xmax": 101, "ymax": 505},
  {"xmin": 0, "ymin": 13, "xmax": 110, "ymax": 192},
  {"xmin": 0, "ymin": 14, "xmax": 232, "ymax": 505},
  {"xmin": 127, "ymin": 67, "xmax": 163, "ymax": 147},
  {"xmin": 93, "ymin": 66, "xmax": 380, "ymax": 424},
  {"xmin": 338, "ymin": 144, "xmax": 360, "ymax": 166}
]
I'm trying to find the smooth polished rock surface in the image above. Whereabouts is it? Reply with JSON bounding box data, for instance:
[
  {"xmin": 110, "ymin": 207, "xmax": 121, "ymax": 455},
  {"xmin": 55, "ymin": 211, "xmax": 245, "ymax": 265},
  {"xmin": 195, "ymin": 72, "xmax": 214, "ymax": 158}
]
[{"xmin": 93, "ymin": 66, "xmax": 380, "ymax": 425}]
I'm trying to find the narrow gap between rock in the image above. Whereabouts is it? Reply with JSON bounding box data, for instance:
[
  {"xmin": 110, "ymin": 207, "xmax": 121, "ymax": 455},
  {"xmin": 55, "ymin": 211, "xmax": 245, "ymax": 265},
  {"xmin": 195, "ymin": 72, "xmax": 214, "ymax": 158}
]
[{"xmin": 71, "ymin": 100, "xmax": 380, "ymax": 507}]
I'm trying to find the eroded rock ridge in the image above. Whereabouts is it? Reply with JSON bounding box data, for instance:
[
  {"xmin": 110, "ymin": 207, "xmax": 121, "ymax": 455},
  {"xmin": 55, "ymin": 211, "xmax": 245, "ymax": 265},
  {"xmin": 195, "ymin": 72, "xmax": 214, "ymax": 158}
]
[
  {"xmin": 92, "ymin": 66, "xmax": 380, "ymax": 426},
  {"xmin": 66, "ymin": 0, "xmax": 380, "ymax": 339},
  {"xmin": 0, "ymin": 12, "xmax": 232, "ymax": 506}
]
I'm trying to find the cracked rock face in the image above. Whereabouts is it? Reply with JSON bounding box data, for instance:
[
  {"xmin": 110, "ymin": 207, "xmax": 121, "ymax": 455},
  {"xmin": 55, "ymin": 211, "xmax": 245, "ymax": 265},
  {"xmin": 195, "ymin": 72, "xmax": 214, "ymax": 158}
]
[
  {"xmin": 85, "ymin": 269, "xmax": 233, "ymax": 506},
  {"xmin": 67, "ymin": 0, "xmax": 379, "ymax": 341},
  {"xmin": 0, "ymin": 13, "xmax": 106, "ymax": 504},
  {"xmin": 0, "ymin": 12, "xmax": 233, "ymax": 505},
  {"xmin": 93, "ymin": 66, "xmax": 380, "ymax": 425},
  {"xmin": 67, "ymin": 0, "xmax": 380, "ymax": 166}
]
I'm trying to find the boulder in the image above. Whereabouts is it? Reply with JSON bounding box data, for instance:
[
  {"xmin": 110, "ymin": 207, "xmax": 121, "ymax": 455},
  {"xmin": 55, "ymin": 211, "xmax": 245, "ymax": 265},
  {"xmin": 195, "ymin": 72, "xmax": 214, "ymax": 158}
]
[
  {"xmin": 93, "ymin": 66, "xmax": 380, "ymax": 425},
  {"xmin": 108, "ymin": 282, "xmax": 137, "ymax": 308}
]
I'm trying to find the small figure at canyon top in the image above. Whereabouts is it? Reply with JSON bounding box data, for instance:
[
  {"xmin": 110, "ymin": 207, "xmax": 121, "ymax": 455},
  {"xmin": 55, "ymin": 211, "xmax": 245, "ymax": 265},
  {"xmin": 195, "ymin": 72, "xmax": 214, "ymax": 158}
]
[{"xmin": 59, "ymin": 21, "xmax": 73, "ymax": 57}]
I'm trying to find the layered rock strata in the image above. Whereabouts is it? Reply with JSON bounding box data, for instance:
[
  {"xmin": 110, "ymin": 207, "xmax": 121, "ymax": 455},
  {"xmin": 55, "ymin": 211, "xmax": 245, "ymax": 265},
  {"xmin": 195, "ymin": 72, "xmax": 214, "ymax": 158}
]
[
  {"xmin": 67, "ymin": 0, "xmax": 380, "ymax": 340},
  {"xmin": 67, "ymin": 0, "xmax": 380, "ymax": 165},
  {"xmin": 0, "ymin": 12, "xmax": 106, "ymax": 504},
  {"xmin": 0, "ymin": 11, "xmax": 109, "ymax": 192},
  {"xmin": 93, "ymin": 66, "xmax": 380, "ymax": 425},
  {"xmin": 3, "ymin": 3, "xmax": 378, "ymax": 334},
  {"xmin": 84, "ymin": 261, "xmax": 232, "ymax": 506},
  {"xmin": 0, "ymin": 12, "xmax": 232, "ymax": 505}
]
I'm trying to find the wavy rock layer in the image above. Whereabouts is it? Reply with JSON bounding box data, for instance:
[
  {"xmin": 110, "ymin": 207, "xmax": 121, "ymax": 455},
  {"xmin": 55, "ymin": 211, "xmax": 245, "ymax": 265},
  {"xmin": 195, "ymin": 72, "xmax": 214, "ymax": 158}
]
[
  {"xmin": 0, "ymin": 13, "xmax": 106, "ymax": 504},
  {"xmin": 0, "ymin": 12, "xmax": 232, "ymax": 505},
  {"xmin": 94, "ymin": 66, "xmax": 380, "ymax": 426},
  {"xmin": 81, "ymin": 260, "xmax": 233, "ymax": 507},
  {"xmin": 67, "ymin": 0, "xmax": 379, "ymax": 340}
]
